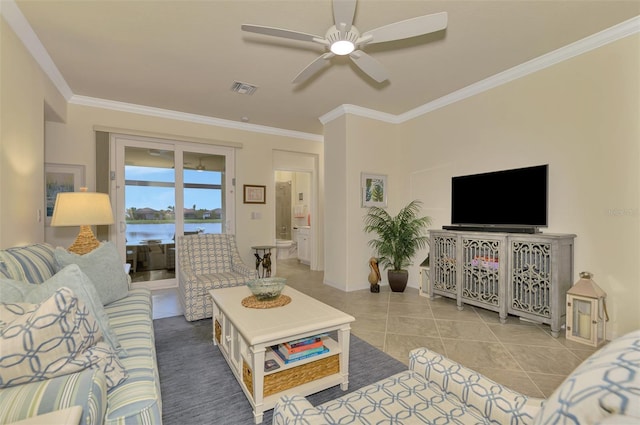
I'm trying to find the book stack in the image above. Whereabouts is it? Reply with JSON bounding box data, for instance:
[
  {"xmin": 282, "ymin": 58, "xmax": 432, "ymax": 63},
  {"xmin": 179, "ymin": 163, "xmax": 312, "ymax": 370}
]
[{"xmin": 272, "ymin": 334, "xmax": 329, "ymax": 364}]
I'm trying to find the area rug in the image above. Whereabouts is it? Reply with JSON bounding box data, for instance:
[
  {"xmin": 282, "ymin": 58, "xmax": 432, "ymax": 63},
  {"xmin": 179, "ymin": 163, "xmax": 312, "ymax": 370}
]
[{"xmin": 154, "ymin": 315, "xmax": 407, "ymax": 425}]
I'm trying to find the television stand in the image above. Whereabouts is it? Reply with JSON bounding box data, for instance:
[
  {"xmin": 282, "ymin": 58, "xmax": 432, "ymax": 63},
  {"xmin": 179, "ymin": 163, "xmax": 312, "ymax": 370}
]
[
  {"xmin": 429, "ymin": 229, "xmax": 575, "ymax": 337},
  {"xmin": 442, "ymin": 225, "xmax": 539, "ymax": 234}
]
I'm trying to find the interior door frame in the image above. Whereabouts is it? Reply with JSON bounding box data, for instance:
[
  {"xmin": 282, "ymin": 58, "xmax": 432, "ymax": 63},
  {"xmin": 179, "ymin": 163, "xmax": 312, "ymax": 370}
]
[
  {"xmin": 110, "ymin": 133, "xmax": 236, "ymax": 289},
  {"xmin": 273, "ymin": 150, "xmax": 319, "ymax": 271}
]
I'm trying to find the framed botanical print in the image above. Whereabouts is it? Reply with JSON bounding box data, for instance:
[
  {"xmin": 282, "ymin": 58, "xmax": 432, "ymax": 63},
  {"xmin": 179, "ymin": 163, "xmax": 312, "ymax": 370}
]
[{"xmin": 361, "ymin": 173, "xmax": 387, "ymax": 208}]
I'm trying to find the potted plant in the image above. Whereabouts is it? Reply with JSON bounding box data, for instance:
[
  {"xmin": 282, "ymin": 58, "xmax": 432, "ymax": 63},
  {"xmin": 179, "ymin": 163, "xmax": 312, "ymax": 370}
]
[{"xmin": 363, "ymin": 200, "xmax": 431, "ymax": 292}]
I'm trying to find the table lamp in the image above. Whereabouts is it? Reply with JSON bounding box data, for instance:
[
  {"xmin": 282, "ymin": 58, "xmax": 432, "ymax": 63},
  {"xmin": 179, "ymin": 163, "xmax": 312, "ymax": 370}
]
[{"xmin": 51, "ymin": 187, "xmax": 114, "ymax": 255}]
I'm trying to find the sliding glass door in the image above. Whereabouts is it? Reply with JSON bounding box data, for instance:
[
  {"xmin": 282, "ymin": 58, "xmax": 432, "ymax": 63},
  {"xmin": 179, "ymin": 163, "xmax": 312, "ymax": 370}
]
[{"xmin": 112, "ymin": 134, "xmax": 235, "ymax": 289}]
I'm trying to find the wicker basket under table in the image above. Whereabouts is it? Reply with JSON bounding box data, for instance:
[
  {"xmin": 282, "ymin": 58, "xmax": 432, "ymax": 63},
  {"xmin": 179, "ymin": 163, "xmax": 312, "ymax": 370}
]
[{"xmin": 243, "ymin": 355, "xmax": 340, "ymax": 398}]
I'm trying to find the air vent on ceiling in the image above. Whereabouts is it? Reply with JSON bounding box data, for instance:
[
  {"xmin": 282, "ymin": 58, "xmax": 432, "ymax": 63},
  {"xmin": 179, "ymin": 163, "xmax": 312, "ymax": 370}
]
[{"xmin": 230, "ymin": 81, "xmax": 258, "ymax": 95}]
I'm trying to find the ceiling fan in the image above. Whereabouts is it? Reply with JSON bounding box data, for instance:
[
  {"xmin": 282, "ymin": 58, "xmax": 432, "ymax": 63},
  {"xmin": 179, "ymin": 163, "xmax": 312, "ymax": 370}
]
[
  {"xmin": 196, "ymin": 158, "xmax": 206, "ymax": 172},
  {"xmin": 241, "ymin": 0, "xmax": 447, "ymax": 84}
]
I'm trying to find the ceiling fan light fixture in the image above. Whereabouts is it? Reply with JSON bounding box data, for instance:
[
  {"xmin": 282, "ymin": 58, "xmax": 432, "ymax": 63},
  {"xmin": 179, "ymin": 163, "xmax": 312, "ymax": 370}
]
[{"xmin": 330, "ymin": 40, "xmax": 355, "ymax": 55}]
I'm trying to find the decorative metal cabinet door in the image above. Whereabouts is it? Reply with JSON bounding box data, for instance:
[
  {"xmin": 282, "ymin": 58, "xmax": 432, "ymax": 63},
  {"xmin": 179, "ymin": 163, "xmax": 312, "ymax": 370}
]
[
  {"xmin": 461, "ymin": 234, "xmax": 508, "ymax": 322},
  {"xmin": 429, "ymin": 231, "xmax": 458, "ymax": 300},
  {"xmin": 508, "ymin": 234, "xmax": 575, "ymax": 337}
]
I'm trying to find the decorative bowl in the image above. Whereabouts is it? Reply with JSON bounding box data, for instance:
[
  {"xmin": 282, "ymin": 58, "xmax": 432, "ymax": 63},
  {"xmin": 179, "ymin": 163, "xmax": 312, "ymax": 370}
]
[{"xmin": 247, "ymin": 277, "xmax": 286, "ymax": 301}]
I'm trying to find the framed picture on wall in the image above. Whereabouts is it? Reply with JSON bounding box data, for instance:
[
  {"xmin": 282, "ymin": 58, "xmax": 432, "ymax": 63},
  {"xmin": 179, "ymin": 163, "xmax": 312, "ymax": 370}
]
[
  {"xmin": 361, "ymin": 173, "xmax": 387, "ymax": 208},
  {"xmin": 243, "ymin": 184, "xmax": 266, "ymax": 204},
  {"xmin": 45, "ymin": 163, "xmax": 85, "ymax": 225}
]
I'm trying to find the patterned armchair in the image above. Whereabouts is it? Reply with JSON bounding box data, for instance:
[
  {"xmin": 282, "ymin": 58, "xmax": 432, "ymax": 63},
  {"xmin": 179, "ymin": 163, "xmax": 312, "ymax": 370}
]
[{"xmin": 177, "ymin": 234, "xmax": 256, "ymax": 321}]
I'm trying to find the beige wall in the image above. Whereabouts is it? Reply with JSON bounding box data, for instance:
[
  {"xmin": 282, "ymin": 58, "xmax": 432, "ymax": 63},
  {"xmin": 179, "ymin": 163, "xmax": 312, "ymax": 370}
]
[
  {"xmin": 0, "ymin": 19, "xmax": 66, "ymax": 247},
  {"xmin": 403, "ymin": 34, "xmax": 639, "ymax": 338},
  {"xmin": 323, "ymin": 115, "xmax": 348, "ymax": 289},
  {"xmin": 324, "ymin": 115, "xmax": 402, "ymax": 291}
]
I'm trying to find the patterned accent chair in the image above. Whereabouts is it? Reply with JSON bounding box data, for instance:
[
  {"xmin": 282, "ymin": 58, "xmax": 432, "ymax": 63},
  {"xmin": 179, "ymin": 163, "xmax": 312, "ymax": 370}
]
[
  {"xmin": 274, "ymin": 330, "xmax": 640, "ymax": 424},
  {"xmin": 274, "ymin": 347, "xmax": 543, "ymax": 424},
  {"xmin": 177, "ymin": 233, "xmax": 256, "ymax": 321}
]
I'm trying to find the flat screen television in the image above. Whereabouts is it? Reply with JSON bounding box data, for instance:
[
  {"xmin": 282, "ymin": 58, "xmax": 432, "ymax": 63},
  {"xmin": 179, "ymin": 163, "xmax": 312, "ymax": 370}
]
[{"xmin": 448, "ymin": 164, "xmax": 548, "ymax": 233}]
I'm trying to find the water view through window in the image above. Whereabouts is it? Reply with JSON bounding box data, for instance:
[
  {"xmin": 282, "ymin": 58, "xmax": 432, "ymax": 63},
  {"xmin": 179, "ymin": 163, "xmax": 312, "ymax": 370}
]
[
  {"xmin": 123, "ymin": 147, "xmax": 226, "ymax": 282},
  {"xmin": 125, "ymin": 165, "xmax": 223, "ymax": 243}
]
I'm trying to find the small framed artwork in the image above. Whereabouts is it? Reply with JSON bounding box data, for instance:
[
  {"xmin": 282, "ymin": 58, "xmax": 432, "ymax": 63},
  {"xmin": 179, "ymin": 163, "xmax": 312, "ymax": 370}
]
[
  {"xmin": 361, "ymin": 173, "xmax": 387, "ymax": 208},
  {"xmin": 243, "ymin": 184, "xmax": 266, "ymax": 204},
  {"xmin": 45, "ymin": 163, "xmax": 86, "ymax": 225}
]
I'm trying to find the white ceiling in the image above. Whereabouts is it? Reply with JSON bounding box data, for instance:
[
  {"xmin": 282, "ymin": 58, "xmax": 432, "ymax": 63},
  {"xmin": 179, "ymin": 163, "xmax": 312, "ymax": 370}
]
[{"xmin": 9, "ymin": 0, "xmax": 640, "ymax": 137}]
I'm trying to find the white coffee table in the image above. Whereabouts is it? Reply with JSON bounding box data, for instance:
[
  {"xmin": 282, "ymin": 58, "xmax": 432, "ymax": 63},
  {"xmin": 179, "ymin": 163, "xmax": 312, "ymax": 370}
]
[{"xmin": 209, "ymin": 286, "xmax": 355, "ymax": 424}]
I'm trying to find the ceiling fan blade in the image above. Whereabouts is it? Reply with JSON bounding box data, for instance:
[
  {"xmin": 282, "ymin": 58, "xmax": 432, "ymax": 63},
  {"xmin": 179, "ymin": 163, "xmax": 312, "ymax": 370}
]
[
  {"xmin": 292, "ymin": 53, "xmax": 335, "ymax": 84},
  {"xmin": 241, "ymin": 24, "xmax": 323, "ymax": 43},
  {"xmin": 362, "ymin": 12, "xmax": 447, "ymax": 45},
  {"xmin": 348, "ymin": 50, "xmax": 389, "ymax": 83},
  {"xmin": 333, "ymin": 0, "xmax": 357, "ymax": 33}
]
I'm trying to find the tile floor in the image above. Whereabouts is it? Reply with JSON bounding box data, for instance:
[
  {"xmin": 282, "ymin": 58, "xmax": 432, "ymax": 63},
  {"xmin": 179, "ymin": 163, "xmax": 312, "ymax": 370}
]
[{"xmin": 151, "ymin": 258, "xmax": 597, "ymax": 399}]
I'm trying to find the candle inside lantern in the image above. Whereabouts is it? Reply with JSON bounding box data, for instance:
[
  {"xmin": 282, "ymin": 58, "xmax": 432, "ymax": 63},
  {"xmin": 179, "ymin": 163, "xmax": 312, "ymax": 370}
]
[{"xmin": 578, "ymin": 311, "xmax": 591, "ymax": 339}]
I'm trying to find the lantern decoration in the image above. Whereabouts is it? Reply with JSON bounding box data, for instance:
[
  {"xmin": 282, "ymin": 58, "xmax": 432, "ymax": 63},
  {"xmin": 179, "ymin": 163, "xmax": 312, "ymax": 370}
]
[{"xmin": 566, "ymin": 272, "xmax": 609, "ymax": 347}]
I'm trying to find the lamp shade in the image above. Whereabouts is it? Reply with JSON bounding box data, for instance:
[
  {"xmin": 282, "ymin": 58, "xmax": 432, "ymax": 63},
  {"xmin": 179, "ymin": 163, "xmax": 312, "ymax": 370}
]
[{"xmin": 51, "ymin": 191, "xmax": 114, "ymax": 226}]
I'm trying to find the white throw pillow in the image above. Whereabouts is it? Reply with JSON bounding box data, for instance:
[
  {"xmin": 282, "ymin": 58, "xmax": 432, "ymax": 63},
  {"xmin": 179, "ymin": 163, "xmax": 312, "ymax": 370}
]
[{"xmin": 0, "ymin": 287, "xmax": 127, "ymax": 390}]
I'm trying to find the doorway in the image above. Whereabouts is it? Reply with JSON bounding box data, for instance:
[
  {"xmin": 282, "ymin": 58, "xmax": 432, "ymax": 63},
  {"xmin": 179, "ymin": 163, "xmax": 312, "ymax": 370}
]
[
  {"xmin": 111, "ymin": 134, "xmax": 236, "ymax": 289},
  {"xmin": 273, "ymin": 150, "xmax": 318, "ymax": 270},
  {"xmin": 275, "ymin": 171, "xmax": 311, "ymax": 264}
]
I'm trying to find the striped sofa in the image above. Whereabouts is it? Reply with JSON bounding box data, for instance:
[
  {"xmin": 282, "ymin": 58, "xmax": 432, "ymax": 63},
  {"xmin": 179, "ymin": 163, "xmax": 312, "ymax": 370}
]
[
  {"xmin": 274, "ymin": 331, "xmax": 640, "ymax": 424},
  {"xmin": 0, "ymin": 243, "xmax": 162, "ymax": 425},
  {"xmin": 177, "ymin": 234, "xmax": 255, "ymax": 321}
]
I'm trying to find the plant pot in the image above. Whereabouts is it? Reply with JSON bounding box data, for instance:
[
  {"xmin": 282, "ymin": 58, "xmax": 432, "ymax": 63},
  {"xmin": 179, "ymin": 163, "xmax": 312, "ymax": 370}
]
[{"xmin": 388, "ymin": 270, "xmax": 408, "ymax": 292}]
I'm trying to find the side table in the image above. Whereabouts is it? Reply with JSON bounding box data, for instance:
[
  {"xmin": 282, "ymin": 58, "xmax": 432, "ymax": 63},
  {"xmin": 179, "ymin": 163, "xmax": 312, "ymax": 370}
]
[{"xmin": 251, "ymin": 245, "xmax": 276, "ymax": 277}]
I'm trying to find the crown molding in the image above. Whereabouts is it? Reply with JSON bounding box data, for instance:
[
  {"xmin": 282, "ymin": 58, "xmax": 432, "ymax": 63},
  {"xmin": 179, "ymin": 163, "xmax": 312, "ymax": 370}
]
[
  {"xmin": 322, "ymin": 15, "xmax": 640, "ymax": 126},
  {"xmin": 398, "ymin": 15, "xmax": 640, "ymax": 122},
  {"xmin": 318, "ymin": 105, "xmax": 348, "ymax": 125},
  {"xmin": 319, "ymin": 104, "xmax": 399, "ymax": 125},
  {"xmin": 1, "ymin": 0, "xmax": 73, "ymax": 100},
  {"xmin": 70, "ymin": 96, "xmax": 323, "ymax": 142}
]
